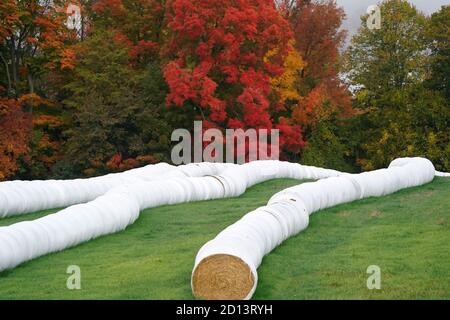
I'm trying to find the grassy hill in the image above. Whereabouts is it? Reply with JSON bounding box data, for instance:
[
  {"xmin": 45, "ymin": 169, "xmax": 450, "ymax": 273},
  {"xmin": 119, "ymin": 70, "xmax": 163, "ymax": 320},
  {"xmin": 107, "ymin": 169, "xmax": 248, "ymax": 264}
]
[{"xmin": 0, "ymin": 177, "xmax": 449, "ymax": 299}]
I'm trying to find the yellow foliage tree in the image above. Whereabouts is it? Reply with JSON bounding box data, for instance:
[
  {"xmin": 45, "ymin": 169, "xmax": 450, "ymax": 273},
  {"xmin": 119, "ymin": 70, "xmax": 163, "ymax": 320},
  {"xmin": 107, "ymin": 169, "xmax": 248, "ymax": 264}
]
[{"xmin": 268, "ymin": 40, "xmax": 305, "ymax": 105}]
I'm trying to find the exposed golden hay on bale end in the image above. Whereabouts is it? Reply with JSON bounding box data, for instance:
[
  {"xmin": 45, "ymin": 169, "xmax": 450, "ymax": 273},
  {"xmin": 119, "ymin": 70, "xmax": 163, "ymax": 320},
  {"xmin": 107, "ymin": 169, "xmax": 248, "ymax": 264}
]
[{"xmin": 192, "ymin": 254, "xmax": 255, "ymax": 300}]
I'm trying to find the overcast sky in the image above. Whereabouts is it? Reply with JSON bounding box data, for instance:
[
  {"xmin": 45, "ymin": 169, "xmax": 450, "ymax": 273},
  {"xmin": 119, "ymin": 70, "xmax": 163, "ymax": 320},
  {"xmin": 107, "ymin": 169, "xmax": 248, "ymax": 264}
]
[{"xmin": 337, "ymin": 0, "xmax": 450, "ymax": 41}]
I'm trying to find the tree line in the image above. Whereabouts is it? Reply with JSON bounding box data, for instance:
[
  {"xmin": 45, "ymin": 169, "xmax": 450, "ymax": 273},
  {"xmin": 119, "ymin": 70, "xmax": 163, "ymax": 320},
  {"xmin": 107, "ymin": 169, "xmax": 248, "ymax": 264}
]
[{"xmin": 0, "ymin": 0, "xmax": 448, "ymax": 180}]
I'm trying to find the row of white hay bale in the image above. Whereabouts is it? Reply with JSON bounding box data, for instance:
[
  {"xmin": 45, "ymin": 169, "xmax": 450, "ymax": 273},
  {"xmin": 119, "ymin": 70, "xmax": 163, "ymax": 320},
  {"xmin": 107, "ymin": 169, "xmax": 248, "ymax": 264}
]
[
  {"xmin": 0, "ymin": 162, "xmax": 234, "ymax": 218},
  {"xmin": 0, "ymin": 161, "xmax": 341, "ymax": 272},
  {"xmin": 191, "ymin": 157, "xmax": 437, "ymax": 300}
]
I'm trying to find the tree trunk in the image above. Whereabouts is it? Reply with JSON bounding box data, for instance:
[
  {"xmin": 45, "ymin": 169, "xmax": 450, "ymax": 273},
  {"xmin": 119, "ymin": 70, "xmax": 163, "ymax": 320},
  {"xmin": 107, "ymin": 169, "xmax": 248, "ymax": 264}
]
[
  {"xmin": 8, "ymin": 37, "xmax": 19, "ymax": 96},
  {"xmin": 0, "ymin": 53, "xmax": 12, "ymax": 96},
  {"xmin": 27, "ymin": 69, "xmax": 34, "ymax": 94}
]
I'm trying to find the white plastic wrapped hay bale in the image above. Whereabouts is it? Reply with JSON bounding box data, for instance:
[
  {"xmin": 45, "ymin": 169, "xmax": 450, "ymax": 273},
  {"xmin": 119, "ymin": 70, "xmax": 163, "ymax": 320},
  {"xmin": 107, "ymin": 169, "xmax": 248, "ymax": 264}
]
[
  {"xmin": 0, "ymin": 163, "xmax": 237, "ymax": 271},
  {"xmin": 191, "ymin": 157, "xmax": 437, "ymax": 300},
  {"xmin": 0, "ymin": 161, "xmax": 339, "ymax": 272},
  {"xmin": 0, "ymin": 162, "xmax": 177, "ymax": 218},
  {"xmin": 0, "ymin": 162, "xmax": 236, "ymax": 218},
  {"xmin": 0, "ymin": 189, "xmax": 141, "ymax": 271},
  {"xmin": 192, "ymin": 198, "xmax": 309, "ymax": 300},
  {"xmin": 0, "ymin": 158, "xmax": 441, "ymax": 275}
]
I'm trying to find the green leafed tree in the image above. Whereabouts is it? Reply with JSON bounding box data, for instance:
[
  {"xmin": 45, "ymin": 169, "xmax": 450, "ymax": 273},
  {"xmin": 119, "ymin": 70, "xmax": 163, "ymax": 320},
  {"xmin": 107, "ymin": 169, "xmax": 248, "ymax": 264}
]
[
  {"xmin": 63, "ymin": 30, "xmax": 173, "ymax": 176},
  {"xmin": 344, "ymin": 0, "xmax": 450, "ymax": 171},
  {"xmin": 346, "ymin": 0, "xmax": 428, "ymax": 107},
  {"xmin": 426, "ymin": 5, "xmax": 450, "ymax": 100}
]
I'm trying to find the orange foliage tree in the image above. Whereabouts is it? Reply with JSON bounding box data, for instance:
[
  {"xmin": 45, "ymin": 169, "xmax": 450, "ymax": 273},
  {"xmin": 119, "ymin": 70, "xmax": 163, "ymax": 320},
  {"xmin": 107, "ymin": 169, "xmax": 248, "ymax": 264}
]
[
  {"xmin": 0, "ymin": 94, "xmax": 32, "ymax": 180},
  {"xmin": 0, "ymin": 0, "xmax": 77, "ymax": 179},
  {"xmin": 285, "ymin": 0, "xmax": 353, "ymax": 131}
]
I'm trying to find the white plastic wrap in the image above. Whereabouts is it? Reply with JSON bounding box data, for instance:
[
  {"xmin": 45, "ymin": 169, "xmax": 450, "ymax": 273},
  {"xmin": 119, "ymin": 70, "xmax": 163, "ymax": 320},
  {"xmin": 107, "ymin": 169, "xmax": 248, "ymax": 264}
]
[
  {"xmin": 435, "ymin": 170, "xmax": 450, "ymax": 177},
  {"xmin": 0, "ymin": 190, "xmax": 140, "ymax": 271},
  {"xmin": 0, "ymin": 163, "xmax": 176, "ymax": 218},
  {"xmin": 0, "ymin": 162, "xmax": 235, "ymax": 218},
  {"xmin": 192, "ymin": 157, "xmax": 437, "ymax": 300},
  {"xmin": 0, "ymin": 161, "xmax": 340, "ymax": 272},
  {"xmin": 0, "ymin": 158, "xmax": 444, "ymax": 284}
]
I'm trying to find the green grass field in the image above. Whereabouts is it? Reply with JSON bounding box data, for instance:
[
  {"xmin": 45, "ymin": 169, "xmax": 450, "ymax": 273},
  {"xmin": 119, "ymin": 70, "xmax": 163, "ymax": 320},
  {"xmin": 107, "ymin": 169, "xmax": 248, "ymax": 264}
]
[{"xmin": 0, "ymin": 177, "xmax": 449, "ymax": 299}]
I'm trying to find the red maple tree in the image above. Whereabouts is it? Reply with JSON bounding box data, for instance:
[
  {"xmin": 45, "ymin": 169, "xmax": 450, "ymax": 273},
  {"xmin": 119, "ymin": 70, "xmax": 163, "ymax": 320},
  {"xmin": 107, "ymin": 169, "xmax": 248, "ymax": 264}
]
[{"xmin": 163, "ymin": 0, "xmax": 304, "ymax": 158}]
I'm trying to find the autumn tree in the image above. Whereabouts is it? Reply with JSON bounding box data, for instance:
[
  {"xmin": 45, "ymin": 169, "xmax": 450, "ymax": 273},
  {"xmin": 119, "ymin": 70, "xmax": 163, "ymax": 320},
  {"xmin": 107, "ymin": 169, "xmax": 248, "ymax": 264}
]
[
  {"xmin": 269, "ymin": 40, "xmax": 304, "ymax": 107},
  {"xmin": 290, "ymin": 0, "xmax": 346, "ymax": 87},
  {"xmin": 56, "ymin": 0, "xmax": 187, "ymax": 176},
  {"xmin": 89, "ymin": 0, "xmax": 164, "ymax": 66},
  {"xmin": 0, "ymin": 0, "xmax": 78, "ymax": 179},
  {"xmin": 163, "ymin": 0, "xmax": 304, "ymax": 159},
  {"xmin": 271, "ymin": 0, "xmax": 353, "ymax": 169},
  {"xmin": 283, "ymin": 0, "xmax": 352, "ymax": 128},
  {"xmin": 0, "ymin": 0, "xmax": 76, "ymax": 97},
  {"xmin": 0, "ymin": 94, "xmax": 31, "ymax": 180}
]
